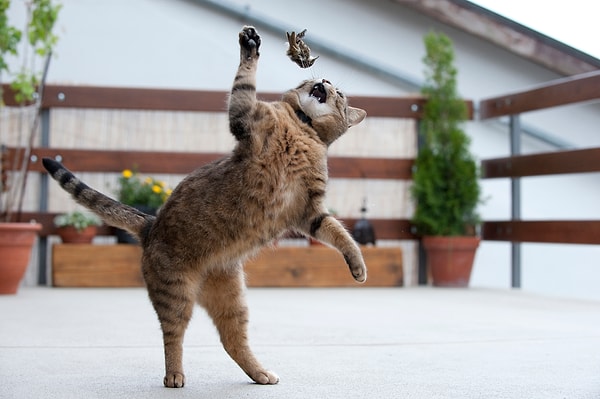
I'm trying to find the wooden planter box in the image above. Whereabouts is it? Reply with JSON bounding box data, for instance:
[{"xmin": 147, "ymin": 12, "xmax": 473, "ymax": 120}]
[
  {"xmin": 52, "ymin": 244, "xmax": 144, "ymax": 287},
  {"xmin": 52, "ymin": 244, "xmax": 403, "ymax": 287}
]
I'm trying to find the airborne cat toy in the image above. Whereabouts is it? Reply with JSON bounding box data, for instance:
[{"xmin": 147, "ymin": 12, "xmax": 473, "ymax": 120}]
[{"xmin": 286, "ymin": 28, "xmax": 319, "ymax": 68}]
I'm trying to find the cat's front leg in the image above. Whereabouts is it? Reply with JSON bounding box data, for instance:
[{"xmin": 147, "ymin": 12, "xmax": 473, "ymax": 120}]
[
  {"xmin": 306, "ymin": 214, "xmax": 368, "ymax": 283},
  {"xmin": 229, "ymin": 26, "xmax": 261, "ymax": 140}
]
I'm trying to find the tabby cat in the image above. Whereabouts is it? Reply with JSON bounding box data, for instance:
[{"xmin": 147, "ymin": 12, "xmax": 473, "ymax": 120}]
[{"xmin": 42, "ymin": 26, "xmax": 367, "ymax": 388}]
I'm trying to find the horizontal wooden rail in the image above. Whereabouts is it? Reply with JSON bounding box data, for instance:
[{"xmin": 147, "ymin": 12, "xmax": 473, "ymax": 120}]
[
  {"xmin": 26, "ymin": 148, "xmax": 222, "ymax": 174},
  {"xmin": 8, "ymin": 147, "xmax": 414, "ymax": 180},
  {"xmin": 24, "ymin": 213, "xmax": 600, "ymax": 244},
  {"xmin": 17, "ymin": 212, "xmax": 417, "ymax": 240},
  {"xmin": 481, "ymin": 148, "xmax": 600, "ymax": 178},
  {"xmin": 1, "ymin": 84, "xmax": 473, "ymax": 119},
  {"xmin": 479, "ymin": 70, "xmax": 600, "ymax": 119},
  {"xmin": 343, "ymin": 218, "xmax": 416, "ymax": 240},
  {"xmin": 482, "ymin": 220, "xmax": 600, "ymax": 244}
]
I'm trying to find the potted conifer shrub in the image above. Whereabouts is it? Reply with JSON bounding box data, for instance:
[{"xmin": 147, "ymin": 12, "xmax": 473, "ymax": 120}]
[
  {"xmin": 411, "ymin": 32, "xmax": 482, "ymax": 287},
  {"xmin": 0, "ymin": 0, "xmax": 61, "ymax": 294}
]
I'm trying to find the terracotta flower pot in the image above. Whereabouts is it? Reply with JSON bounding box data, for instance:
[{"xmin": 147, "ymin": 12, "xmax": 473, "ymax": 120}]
[
  {"xmin": 57, "ymin": 226, "xmax": 97, "ymax": 244},
  {"xmin": 0, "ymin": 222, "xmax": 42, "ymax": 294},
  {"xmin": 422, "ymin": 236, "xmax": 480, "ymax": 287}
]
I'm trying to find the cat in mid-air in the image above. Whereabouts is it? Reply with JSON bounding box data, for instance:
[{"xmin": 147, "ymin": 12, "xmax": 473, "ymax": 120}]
[{"xmin": 43, "ymin": 26, "xmax": 367, "ymax": 388}]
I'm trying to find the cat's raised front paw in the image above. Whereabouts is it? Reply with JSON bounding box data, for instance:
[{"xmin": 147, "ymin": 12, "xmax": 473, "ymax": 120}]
[
  {"xmin": 344, "ymin": 255, "xmax": 368, "ymax": 283},
  {"xmin": 239, "ymin": 26, "xmax": 261, "ymax": 59},
  {"xmin": 352, "ymin": 264, "xmax": 367, "ymax": 283}
]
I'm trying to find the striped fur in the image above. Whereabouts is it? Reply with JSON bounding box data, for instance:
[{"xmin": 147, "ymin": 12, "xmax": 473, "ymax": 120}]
[{"xmin": 43, "ymin": 26, "xmax": 367, "ymax": 389}]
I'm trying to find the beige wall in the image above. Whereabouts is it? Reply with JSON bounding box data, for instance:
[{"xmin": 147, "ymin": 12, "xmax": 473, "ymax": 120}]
[{"xmin": 6, "ymin": 0, "xmax": 600, "ymax": 299}]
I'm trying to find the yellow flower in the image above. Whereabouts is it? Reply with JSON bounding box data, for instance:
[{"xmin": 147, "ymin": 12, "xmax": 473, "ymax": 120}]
[
  {"xmin": 152, "ymin": 184, "xmax": 162, "ymax": 194},
  {"xmin": 165, "ymin": 189, "xmax": 173, "ymax": 196},
  {"xmin": 144, "ymin": 177, "xmax": 153, "ymax": 184},
  {"xmin": 122, "ymin": 169, "xmax": 133, "ymax": 178}
]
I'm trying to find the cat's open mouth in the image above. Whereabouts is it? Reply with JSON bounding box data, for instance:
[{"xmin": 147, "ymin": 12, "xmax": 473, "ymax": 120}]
[{"xmin": 310, "ymin": 83, "xmax": 327, "ymax": 103}]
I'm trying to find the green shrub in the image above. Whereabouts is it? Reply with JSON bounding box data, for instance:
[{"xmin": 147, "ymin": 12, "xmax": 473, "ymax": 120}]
[{"xmin": 411, "ymin": 32, "xmax": 481, "ymax": 236}]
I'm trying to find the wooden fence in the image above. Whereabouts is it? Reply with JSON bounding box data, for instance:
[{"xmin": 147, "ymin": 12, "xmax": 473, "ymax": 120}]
[
  {"xmin": 3, "ymin": 70, "xmax": 600, "ymax": 286},
  {"xmin": 478, "ymin": 70, "xmax": 600, "ymax": 286},
  {"xmin": 5, "ymin": 85, "xmax": 432, "ymax": 241}
]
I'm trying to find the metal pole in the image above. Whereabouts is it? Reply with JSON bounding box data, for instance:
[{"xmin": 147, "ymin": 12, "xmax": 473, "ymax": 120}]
[
  {"xmin": 509, "ymin": 114, "xmax": 521, "ymax": 288},
  {"xmin": 415, "ymin": 119, "xmax": 428, "ymax": 285},
  {"xmin": 37, "ymin": 108, "xmax": 50, "ymax": 285}
]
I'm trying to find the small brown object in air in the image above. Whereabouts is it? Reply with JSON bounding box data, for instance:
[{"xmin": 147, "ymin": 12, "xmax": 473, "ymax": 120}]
[{"xmin": 286, "ymin": 29, "xmax": 319, "ymax": 68}]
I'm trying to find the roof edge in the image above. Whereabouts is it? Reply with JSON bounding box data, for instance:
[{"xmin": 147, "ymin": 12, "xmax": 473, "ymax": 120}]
[{"xmin": 393, "ymin": 0, "xmax": 600, "ymax": 76}]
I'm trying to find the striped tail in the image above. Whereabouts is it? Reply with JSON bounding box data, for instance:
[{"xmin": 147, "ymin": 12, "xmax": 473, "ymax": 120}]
[{"xmin": 42, "ymin": 158, "xmax": 155, "ymax": 243}]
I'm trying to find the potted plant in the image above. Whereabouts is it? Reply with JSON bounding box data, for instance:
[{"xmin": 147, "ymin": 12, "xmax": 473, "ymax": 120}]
[
  {"xmin": 54, "ymin": 211, "xmax": 102, "ymax": 244},
  {"xmin": 0, "ymin": 0, "xmax": 61, "ymax": 294},
  {"xmin": 114, "ymin": 168, "xmax": 172, "ymax": 243},
  {"xmin": 411, "ymin": 32, "xmax": 482, "ymax": 287}
]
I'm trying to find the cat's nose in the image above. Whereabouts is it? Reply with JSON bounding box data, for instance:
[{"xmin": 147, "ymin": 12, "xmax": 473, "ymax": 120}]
[{"xmin": 322, "ymin": 79, "xmax": 331, "ymax": 85}]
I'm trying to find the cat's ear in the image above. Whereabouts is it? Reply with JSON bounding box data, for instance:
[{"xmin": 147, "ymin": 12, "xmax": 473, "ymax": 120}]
[{"xmin": 347, "ymin": 107, "xmax": 367, "ymax": 127}]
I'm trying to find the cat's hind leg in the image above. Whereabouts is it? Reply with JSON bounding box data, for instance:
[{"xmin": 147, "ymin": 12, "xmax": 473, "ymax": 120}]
[
  {"xmin": 198, "ymin": 263, "xmax": 279, "ymax": 385},
  {"xmin": 143, "ymin": 258, "xmax": 196, "ymax": 388}
]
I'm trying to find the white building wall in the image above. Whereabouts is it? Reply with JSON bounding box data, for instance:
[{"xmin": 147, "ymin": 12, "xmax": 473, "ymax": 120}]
[{"xmin": 7, "ymin": 0, "xmax": 600, "ymax": 300}]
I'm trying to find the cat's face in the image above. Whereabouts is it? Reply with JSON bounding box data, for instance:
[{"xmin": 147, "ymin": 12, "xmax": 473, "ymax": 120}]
[{"xmin": 284, "ymin": 79, "xmax": 367, "ymax": 145}]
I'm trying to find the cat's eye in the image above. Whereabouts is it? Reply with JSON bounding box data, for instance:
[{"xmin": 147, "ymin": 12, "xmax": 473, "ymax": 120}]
[{"xmin": 336, "ymin": 90, "xmax": 344, "ymax": 98}]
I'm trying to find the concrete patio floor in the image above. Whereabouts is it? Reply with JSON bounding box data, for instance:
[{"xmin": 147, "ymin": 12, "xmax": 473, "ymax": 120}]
[{"xmin": 1, "ymin": 286, "xmax": 599, "ymax": 398}]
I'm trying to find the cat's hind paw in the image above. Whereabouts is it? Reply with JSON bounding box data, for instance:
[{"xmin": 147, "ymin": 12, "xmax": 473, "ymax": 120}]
[
  {"xmin": 163, "ymin": 372, "xmax": 185, "ymax": 388},
  {"xmin": 250, "ymin": 369, "xmax": 280, "ymax": 385}
]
